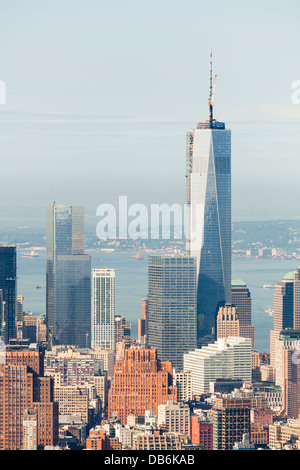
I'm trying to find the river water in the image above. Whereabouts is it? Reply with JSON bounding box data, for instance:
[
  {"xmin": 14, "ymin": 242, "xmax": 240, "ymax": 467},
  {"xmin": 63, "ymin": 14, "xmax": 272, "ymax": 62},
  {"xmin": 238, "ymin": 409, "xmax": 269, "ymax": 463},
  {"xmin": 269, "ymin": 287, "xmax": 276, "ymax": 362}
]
[{"xmin": 17, "ymin": 251, "xmax": 299, "ymax": 354}]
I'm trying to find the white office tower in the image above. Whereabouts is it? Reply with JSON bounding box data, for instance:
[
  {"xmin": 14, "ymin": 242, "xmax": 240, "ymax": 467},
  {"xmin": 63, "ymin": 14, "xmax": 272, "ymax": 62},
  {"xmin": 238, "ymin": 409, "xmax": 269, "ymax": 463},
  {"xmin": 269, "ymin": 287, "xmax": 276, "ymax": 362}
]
[
  {"xmin": 92, "ymin": 268, "xmax": 115, "ymax": 350},
  {"xmin": 183, "ymin": 337, "xmax": 252, "ymax": 395}
]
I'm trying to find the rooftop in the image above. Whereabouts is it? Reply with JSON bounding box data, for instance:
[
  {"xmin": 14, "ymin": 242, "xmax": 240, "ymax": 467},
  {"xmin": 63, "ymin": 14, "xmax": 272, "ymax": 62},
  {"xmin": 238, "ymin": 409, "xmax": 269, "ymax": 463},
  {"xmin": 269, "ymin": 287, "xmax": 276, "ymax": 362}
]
[
  {"xmin": 231, "ymin": 278, "xmax": 247, "ymax": 287},
  {"xmin": 282, "ymin": 267, "xmax": 300, "ymax": 281}
]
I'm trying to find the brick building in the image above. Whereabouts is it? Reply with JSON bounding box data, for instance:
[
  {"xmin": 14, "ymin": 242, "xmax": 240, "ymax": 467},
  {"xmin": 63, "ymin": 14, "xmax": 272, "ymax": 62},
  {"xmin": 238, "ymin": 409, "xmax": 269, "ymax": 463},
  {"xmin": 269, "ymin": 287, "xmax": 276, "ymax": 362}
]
[
  {"xmin": 191, "ymin": 413, "xmax": 213, "ymax": 450},
  {"xmin": 108, "ymin": 347, "xmax": 177, "ymax": 424},
  {"xmin": 0, "ymin": 341, "xmax": 58, "ymax": 450},
  {"xmin": 86, "ymin": 428, "xmax": 121, "ymax": 450}
]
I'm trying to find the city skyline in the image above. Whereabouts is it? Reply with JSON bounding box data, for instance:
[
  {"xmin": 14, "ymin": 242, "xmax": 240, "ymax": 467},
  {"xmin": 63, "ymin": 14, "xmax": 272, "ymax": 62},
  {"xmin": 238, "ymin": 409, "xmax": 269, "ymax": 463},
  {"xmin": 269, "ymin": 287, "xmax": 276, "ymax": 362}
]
[
  {"xmin": 1, "ymin": 0, "xmax": 300, "ymax": 453},
  {"xmin": 0, "ymin": 1, "xmax": 299, "ymax": 225}
]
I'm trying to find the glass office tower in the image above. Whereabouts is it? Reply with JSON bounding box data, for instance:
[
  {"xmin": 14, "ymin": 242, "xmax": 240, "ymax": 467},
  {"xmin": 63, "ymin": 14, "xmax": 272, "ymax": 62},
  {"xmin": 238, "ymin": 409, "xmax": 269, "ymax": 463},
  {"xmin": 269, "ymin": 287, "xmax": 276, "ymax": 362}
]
[
  {"xmin": 186, "ymin": 120, "xmax": 231, "ymax": 347},
  {"xmin": 147, "ymin": 255, "xmax": 197, "ymax": 371},
  {"xmin": 0, "ymin": 246, "xmax": 17, "ymax": 343},
  {"xmin": 46, "ymin": 204, "xmax": 91, "ymax": 348}
]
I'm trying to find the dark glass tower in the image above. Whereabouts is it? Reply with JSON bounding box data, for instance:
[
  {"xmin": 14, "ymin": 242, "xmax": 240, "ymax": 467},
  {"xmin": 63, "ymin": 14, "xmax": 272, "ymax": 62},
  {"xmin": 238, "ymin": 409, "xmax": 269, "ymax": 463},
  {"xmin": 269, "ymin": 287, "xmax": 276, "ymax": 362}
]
[
  {"xmin": 186, "ymin": 58, "xmax": 231, "ymax": 347},
  {"xmin": 147, "ymin": 255, "xmax": 197, "ymax": 371},
  {"xmin": 231, "ymin": 279, "xmax": 252, "ymax": 326},
  {"xmin": 46, "ymin": 204, "xmax": 91, "ymax": 348},
  {"xmin": 0, "ymin": 247, "xmax": 17, "ymax": 343}
]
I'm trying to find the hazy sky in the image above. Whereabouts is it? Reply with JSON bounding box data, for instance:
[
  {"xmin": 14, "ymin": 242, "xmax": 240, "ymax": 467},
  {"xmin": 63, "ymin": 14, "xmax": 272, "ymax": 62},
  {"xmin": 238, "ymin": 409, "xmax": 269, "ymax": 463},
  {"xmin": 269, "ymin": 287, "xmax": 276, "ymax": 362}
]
[{"xmin": 0, "ymin": 0, "xmax": 300, "ymax": 227}]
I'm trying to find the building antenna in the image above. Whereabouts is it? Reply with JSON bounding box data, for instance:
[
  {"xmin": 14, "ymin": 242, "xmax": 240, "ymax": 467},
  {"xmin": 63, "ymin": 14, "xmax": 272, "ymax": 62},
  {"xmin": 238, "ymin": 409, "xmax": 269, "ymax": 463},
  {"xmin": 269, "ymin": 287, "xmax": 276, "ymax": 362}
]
[{"xmin": 208, "ymin": 50, "xmax": 217, "ymax": 124}]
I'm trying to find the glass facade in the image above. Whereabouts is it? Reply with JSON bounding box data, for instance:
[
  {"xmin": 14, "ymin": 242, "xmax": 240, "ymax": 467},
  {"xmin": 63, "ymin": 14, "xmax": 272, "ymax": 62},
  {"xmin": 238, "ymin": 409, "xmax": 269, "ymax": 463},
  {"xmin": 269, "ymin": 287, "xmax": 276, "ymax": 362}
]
[
  {"xmin": 46, "ymin": 204, "xmax": 91, "ymax": 348},
  {"xmin": 0, "ymin": 247, "xmax": 17, "ymax": 343},
  {"xmin": 186, "ymin": 123, "xmax": 231, "ymax": 346},
  {"xmin": 147, "ymin": 255, "xmax": 197, "ymax": 371}
]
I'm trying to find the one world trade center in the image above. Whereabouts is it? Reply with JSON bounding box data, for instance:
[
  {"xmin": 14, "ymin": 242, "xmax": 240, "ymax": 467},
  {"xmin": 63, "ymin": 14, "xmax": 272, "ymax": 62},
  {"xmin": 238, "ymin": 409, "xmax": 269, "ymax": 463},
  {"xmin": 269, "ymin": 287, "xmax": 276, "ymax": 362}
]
[{"xmin": 186, "ymin": 54, "xmax": 231, "ymax": 347}]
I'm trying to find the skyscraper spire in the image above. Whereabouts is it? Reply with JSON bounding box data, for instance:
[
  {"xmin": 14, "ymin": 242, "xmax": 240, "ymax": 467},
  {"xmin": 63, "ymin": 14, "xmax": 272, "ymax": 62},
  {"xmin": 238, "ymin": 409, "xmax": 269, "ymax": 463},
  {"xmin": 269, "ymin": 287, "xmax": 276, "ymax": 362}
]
[
  {"xmin": 208, "ymin": 50, "xmax": 217, "ymax": 125},
  {"xmin": 209, "ymin": 50, "xmax": 213, "ymax": 122}
]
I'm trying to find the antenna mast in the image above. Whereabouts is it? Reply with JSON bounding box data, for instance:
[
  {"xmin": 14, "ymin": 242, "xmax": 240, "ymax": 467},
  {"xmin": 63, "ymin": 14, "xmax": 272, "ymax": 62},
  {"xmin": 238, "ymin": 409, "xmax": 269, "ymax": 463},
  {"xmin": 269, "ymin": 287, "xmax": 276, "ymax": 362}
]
[{"xmin": 208, "ymin": 51, "xmax": 217, "ymax": 125}]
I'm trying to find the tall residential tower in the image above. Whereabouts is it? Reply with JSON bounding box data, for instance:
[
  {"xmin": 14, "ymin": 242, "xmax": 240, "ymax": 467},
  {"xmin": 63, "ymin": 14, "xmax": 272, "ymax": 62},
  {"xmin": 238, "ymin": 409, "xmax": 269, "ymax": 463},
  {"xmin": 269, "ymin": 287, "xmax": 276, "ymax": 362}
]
[
  {"xmin": 92, "ymin": 268, "xmax": 115, "ymax": 351},
  {"xmin": 186, "ymin": 54, "xmax": 231, "ymax": 346}
]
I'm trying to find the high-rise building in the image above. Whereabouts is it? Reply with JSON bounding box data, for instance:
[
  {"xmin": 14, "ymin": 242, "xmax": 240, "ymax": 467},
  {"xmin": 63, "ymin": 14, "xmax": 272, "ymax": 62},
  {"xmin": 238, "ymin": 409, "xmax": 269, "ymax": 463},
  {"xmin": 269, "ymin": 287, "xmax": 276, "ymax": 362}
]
[
  {"xmin": 186, "ymin": 56, "xmax": 231, "ymax": 347},
  {"xmin": 0, "ymin": 246, "xmax": 17, "ymax": 343},
  {"xmin": 0, "ymin": 340, "xmax": 58, "ymax": 450},
  {"xmin": 282, "ymin": 344, "xmax": 300, "ymax": 419},
  {"xmin": 23, "ymin": 312, "xmax": 37, "ymax": 343},
  {"xmin": 23, "ymin": 409, "xmax": 38, "ymax": 450},
  {"xmin": 16, "ymin": 294, "xmax": 24, "ymax": 339},
  {"xmin": 274, "ymin": 330, "xmax": 300, "ymax": 390},
  {"xmin": 94, "ymin": 373, "xmax": 108, "ymax": 408},
  {"xmin": 46, "ymin": 204, "xmax": 91, "ymax": 348},
  {"xmin": 5, "ymin": 338, "xmax": 44, "ymax": 376},
  {"xmin": 115, "ymin": 338, "xmax": 135, "ymax": 361},
  {"xmin": 108, "ymin": 346, "xmax": 177, "ymax": 424},
  {"xmin": 0, "ymin": 363, "xmax": 35, "ymax": 450},
  {"xmin": 147, "ymin": 255, "xmax": 197, "ymax": 371},
  {"xmin": 293, "ymin": 268, "xmax": 300, "ymax": 328},
  {"xmin": 44, "ymin": 346, "xmax": 97, "ymax": 387},
  {"xmin": 216, "ymin": 304, "xmax": 255, "ymax": 349},
  {"xmin": 270, "ymin": 267, "xmax": 298, "ymax": 368},
  {"xmin": 43, "ymin": 346, "xmax": 104, "ymax": 423},
  {"xmin": 53, "ymin": 385, "xmax": 89, "ymax": 422},
  {"xmin": 212, "ymin": 396, "xmax": 251, "ymax": 450},
  {"xmin": 272, "ymin": 329, "xmax": 300, "ymax": 418},
  {"xmin": 36, "ymin": 314, "xmax": 47, "ymax": 344},
  {"xmin": 115, "ymin": 315, "xmax": 131, "ymax": 344},
  {"xmin": 183, "ymin": 337, "xmax": 252, "ymax": 395},
  {"xmin": 231, "ymin": 279, "xmax": 252, "ymax": 326},
  {"xmin": 216, "ymin": 305, "xmax": 240, "ymax": 338},
  {"xmin": 92, "ymin": 347, "xmax": 115, "ymax": 380},
  {"xmin": 173, "ymin": 370, "xmax": 193, "ymax": 402},
  {"xmin": 191, "ymin": 412, "xmax": 213, "ymax": 450},
  {"xmin": 138, "ymin": 298, "xmax": 148, "ymax": 344},
  {"xmin": 157, "ymin": 401, "xmax": 190, "ymax": 436},
  {"xmin": 92, "ymin": 268, "xmax": 115, "ymax": 351}
]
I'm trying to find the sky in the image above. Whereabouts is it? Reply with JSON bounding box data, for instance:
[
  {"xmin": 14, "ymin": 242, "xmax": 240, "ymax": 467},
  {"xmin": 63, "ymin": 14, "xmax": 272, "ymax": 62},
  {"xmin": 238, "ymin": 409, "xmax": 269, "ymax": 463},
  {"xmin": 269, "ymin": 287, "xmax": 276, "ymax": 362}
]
[{"xmin": 0, "ymin": 0, "xmax": 300, "ymax": 228}]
